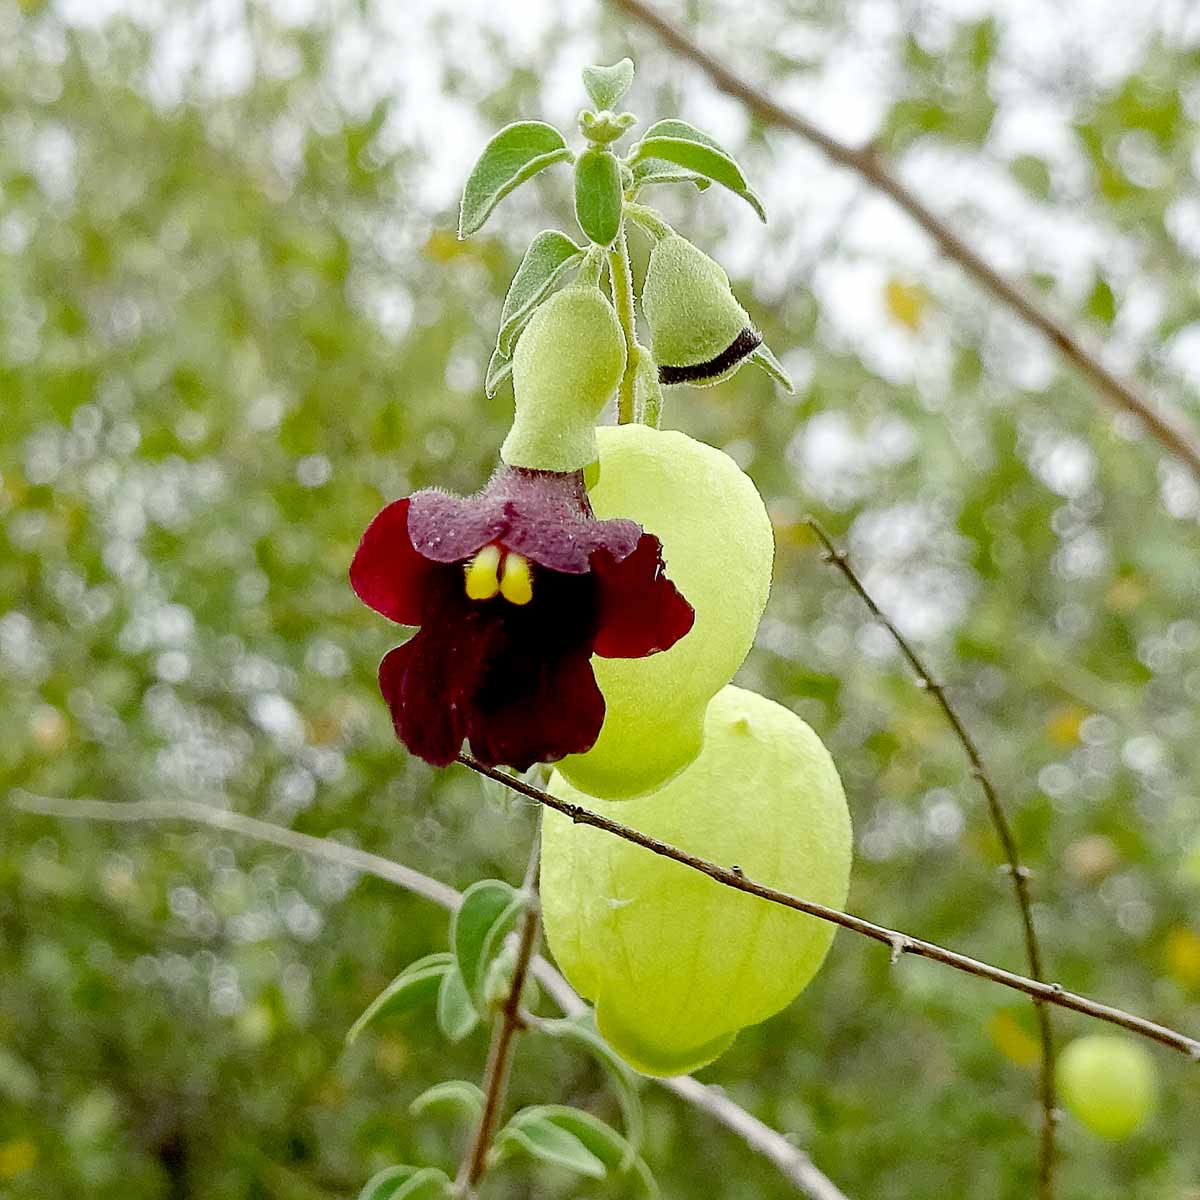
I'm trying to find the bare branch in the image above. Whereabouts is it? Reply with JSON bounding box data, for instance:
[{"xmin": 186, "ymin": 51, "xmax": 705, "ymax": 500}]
[
  {"xmin": 10, "ymin": 789, "xmax": 847, "ymax": 1199},
  {"xmin": 454, "ymin": 755, "xmax": 1200, "ymax": 1061},
  {"xmin": 806, "ymin": 518, "xmax": 1058, "ymax": 1196},
  {"xmin": 611, "ymin": 0, "xmax": 1200, "ymax": 480},
  {"xmin": 457, "ymin": 827, "xmax": 543, "ymax": 1194}
]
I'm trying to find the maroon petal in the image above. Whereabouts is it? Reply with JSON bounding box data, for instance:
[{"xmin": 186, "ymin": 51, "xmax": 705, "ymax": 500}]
[
  {"xmin": 465, "ymin": 648, "xmax": 605, "ymax": 771},
  {"xmin": 591, "ymin": 533, "xmax": 695, "ymax": 659},
  {"xmin": 377, "ymin": 576, "xmax": 502, "ymax": 765},
  {"xmin": 378, "ymin": 638, "xmax": 467, "ymax": 767},
  {"xmin": 408, "ymin": 465, "xmax": 641, "ymax": 574},
  {"xmin": 350, "ymin": 498, "xmax": 436, "ymax": 625}
]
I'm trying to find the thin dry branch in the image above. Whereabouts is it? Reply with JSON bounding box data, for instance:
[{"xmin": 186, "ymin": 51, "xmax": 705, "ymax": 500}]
[
  {"xmin": 458, "ymin": 830, "xmax": 543, "ymax": 1193},
  {"xmin": 10, "ymin": 790, "xmax": 846, "ymax": 1200},
  {"xmin": 612, "ymin": 0, "xmax": 1200, "ymax": 480},
  {"xmin": 806, "ymin": 519, "xmax": 1058, "ymax": 1196},
  {"xmin": 454, "ymin": 756, "xmax": 1200, "ymax": 1061}
]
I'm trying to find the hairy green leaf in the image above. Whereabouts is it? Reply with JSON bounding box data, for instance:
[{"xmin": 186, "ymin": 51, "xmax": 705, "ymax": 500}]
[
  {"xmin": 574, "ymin": 149, "xmax": 623, "ymax": 247},
  {"xmin": 497, "ymin": 231, "xmax": 586, "ymax": 357},
  {"xmin": 436, "ymin": 966, "xmax": 480, "ymax": 1042},
  {"xmin": 630, "ymin": 119, "xmax": 765, "ymax": 221},
  {"xmin": 630, "ymin": 158, "xmax": 713, "ymax": 195},
  {"xmin": 582, "ymin": 59, "xmax": 635, "ymax": 111},
  {"xmin": 459, "ymin": 121, "xmax": 572, "ymax": 238},
  {"xmin": 346, "ymin": 954, "xmax": 453, "ymax": 1045},
  {"xmin": 485, "ymin": 346, "xmax": 514, "ymax": 398}
]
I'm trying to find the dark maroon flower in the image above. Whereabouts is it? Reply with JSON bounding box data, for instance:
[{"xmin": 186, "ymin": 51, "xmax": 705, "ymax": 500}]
[{"xmin": 350, "ymin": 464, "xmax": 694, "ymax": 771}]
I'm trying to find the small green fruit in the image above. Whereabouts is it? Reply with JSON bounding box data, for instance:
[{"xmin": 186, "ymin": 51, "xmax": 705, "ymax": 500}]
[
  {"xmin": 501, "ymin": 286, "xmax": 626, "ymax": 473},
  {"xmin": 559, "ymin": 424, "xmax": 774, "ymax": 799},
  {"xmin": 1057, "ymin": 1036, "xmax": 1157, "ymax": 1139},
  {"xmin": 543, "ymin": 685, "xmax": 852, "ymax": 1076},
  {"xmin": 642, "ymin": 234, "xmax": 760, "ymax": 386}
]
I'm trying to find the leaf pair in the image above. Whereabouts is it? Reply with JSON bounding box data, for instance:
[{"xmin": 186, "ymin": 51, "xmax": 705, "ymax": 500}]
[
  {"xmin": 346, "ymin": 878, "xmax": 528, "ymax": 1048},
  {"xmin": 357, "ymin": 1164, "xmax": 451, "ymax": 1200},
  {"xmin": 494, "ymin": 1105, "xmax": 658, "ymax": 1196}
]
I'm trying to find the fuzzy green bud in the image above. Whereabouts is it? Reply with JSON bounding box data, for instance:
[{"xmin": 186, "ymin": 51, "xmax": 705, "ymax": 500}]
[
  {"xmin": 559, "ymin": 424, "xmax": 773, "ymax": 799},
  {"xmin": 542, "ymin": 685, "xmax": 852, "ymax": 1076},
  {"xmin": 500, "ymin": 286, "xmax": 627, "ymax": 473},
  {"xmin": 642, "ymin": 234, "xmax": 761, "ymax": 386}
]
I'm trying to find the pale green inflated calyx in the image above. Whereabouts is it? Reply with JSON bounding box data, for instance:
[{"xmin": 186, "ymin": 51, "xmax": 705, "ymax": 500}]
[
  {"xmin": 559, "ymin": 424, "xmax": 773, "ymax": 799},
  {"xmin": 542, "ymin": 686, "xmax": 852, "ymax": 1076},
  {"xmin": 500, "ymin": 286, "xmax": 626, "ymax": 472},
  {"xmin": 642, "ymin": 234, "xmax": 757, "ymax": 386},
  {"xmin": 1057, "ymin": 1036, "xmax": 1158, "ymax": 1139}
]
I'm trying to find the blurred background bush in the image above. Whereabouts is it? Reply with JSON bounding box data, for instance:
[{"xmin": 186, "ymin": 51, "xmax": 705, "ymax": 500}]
[{"xmin": 1, "ymin": 0, "xmax": 1199, "ymax": 1196}]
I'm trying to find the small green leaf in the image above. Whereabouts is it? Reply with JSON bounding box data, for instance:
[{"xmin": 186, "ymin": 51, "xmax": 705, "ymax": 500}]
[
  {"xmin": 540, "ymin": 1015, "xmax": 644, "ymax": 1152},
  {"xmin": 496, "ymin": 1113, "xmax": 606, "ymax": 1179},
  {"xmin": 574, "ymin": 149, "xmax": 624, "ymax": 247},
  {"xmin": 748, "ymin": 343, "xmax": 795, "ymax": 393},
  {"xmin": 582, "ymin": 59, "xmax": 635, "ymax": 111},
  {"xmin": 459, "ymin": 121, "xmax": 572, "ymax": 238},
  {"xmin": 518, "ymin": 1105, "xmax": 647, "ymax": 1178},
  {"xmin": 630, "ymin": 119, "xmax": 765, "ymax": 221},
  {"xmin": 410, "ymin": 1080, "xmax": 485, "ymax": 1123},
  {"xmin": 357, "ymin": 1166, "xmax": 451, "ymax": 1200},
  {"xmin": 346, "ymin": 953, "xmax": 453, "ymax": 1045},
  {"xmin": 630, "ymin": 158, "xmax": 713, "ymax": 195},
  {"xmin": 497, "ymin": 231, "xmax": 586, "ymax": 356},
  {"xmin": 485, "ymin": 346, "xmax": 513, "ymax": 398},
  {"xmin": 453, "ymin": 879, "xmax": 526, "ymax": 1005},
  {"xmin": 436, "ymin": 966, "xmax": 480, "ymax": 1042}
]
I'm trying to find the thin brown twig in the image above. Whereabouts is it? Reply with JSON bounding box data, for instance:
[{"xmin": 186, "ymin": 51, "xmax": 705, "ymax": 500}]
[
  {"xmin": 611, "ymin": 0, "xmax": 1200, "ymax": 480},
  {"xmin": 454, "ymin": 755, "xmax": 1200, "ymax": 1061},
  {"xmin": 805, "ymin": 518, "xmax": 1058, "ymax": 1196},
  {"xmin": 457, "ymin": 826, "xmax": 543, "ymax": 1194},
  {"xmin": 9, "ymin": 790, "xmax": 848, "ymax": 1198}
]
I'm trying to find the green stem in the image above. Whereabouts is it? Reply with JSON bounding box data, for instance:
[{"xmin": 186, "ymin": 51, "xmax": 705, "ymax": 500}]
[{"xmin": 607, "ymin": 224, "xmax": 638, "ymax": 425}]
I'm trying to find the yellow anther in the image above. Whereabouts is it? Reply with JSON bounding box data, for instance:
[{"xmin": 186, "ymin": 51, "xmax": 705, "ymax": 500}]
[
  {"xmin": 500, "ymin": 552, "xmax": 533, "ymax": 606},
  {"xmin": 464, "ymin": 545, "xmax": 501, "ymax": 601}
]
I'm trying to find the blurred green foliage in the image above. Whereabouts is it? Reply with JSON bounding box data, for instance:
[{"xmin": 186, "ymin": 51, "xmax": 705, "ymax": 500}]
[{"xmin": 1, "ymin": 2, "xmax": 1199, "ymax": 1198}]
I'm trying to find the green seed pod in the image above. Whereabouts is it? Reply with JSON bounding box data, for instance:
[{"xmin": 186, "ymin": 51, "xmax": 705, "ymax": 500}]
[
  {"xmin": 1057, "ymin": 1036, "xmax": 1158, "ymax": 1139},
  {"xmin": 542, "ymin": 685, "xmax": 852, "ymax": 1076},
  {"xmin": 559, "ymin": 424, "xmax": 773, "ymax": 799},
  {"xmin": 500, "ymin": 286, "xmax": 627, "ymax": 473},
  {"xmin": 642, "ymin": 234, "xmax": 761, "ymax": 387}
]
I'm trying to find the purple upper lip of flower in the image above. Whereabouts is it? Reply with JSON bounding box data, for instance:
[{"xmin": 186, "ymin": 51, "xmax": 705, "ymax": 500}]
[
  {"xmin": 406, "ymin": 466, "xmax": 641, "ymax": 572},
  {"xmin": 350, "ymin": 464, "xmax": 694, "ymax": 772}
]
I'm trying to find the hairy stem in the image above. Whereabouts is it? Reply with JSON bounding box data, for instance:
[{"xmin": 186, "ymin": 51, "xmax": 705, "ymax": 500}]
[{"xmin": 608, "ymin": 224, "xmax": 639, "ymax": 424}]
